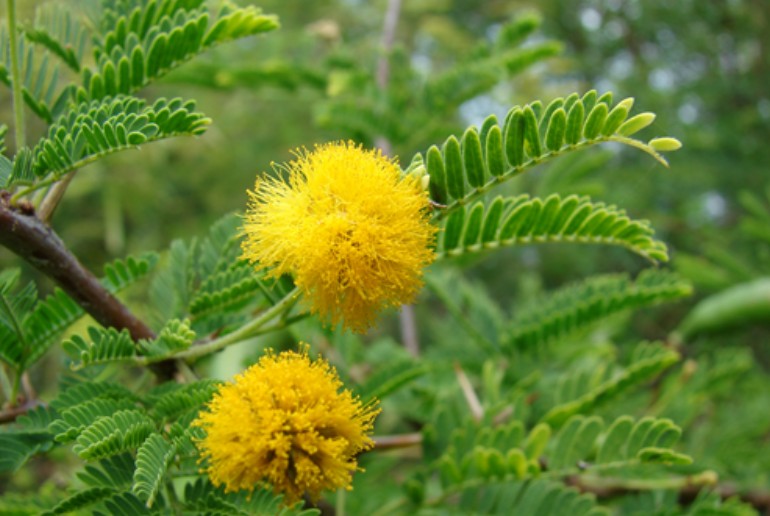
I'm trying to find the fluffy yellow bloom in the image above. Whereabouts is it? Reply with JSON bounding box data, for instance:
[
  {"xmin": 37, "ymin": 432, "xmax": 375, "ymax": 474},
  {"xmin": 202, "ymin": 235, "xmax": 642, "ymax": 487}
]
[
  {"xmin": 194, "ymin": 347, "xmax": 380, "ymax": 504},
  {"xmin": 241, "ymin": 141, "xmax": 436, "ymax": 332}
]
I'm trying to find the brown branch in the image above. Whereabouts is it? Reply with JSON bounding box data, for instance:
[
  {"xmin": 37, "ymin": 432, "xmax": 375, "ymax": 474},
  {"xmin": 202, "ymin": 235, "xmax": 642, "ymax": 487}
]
[
  {"xmin": 373, "ymin": 432, "xmax": 422, "ymax": 451},
  {"xmin": 0, "ymin": 398, "xmax": 42, "ymax": 424},
  {"xmin": 0, "ymin": 193, "xmax": 176, "ymax": 380},
  {"xmin": 568, "ymin": 473, "xmax": 770, "ymax": 513}
]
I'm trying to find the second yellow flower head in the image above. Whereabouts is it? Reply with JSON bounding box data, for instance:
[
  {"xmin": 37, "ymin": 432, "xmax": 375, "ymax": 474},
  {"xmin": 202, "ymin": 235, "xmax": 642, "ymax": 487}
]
[{"xmin": 242, "ymin": 141, "xmax": 436, "ymax": 332}]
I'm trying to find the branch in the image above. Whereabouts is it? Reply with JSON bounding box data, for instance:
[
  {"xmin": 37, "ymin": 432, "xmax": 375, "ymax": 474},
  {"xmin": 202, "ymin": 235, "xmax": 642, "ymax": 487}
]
[
  {"xmin": 568, "ymin": 472, "xmax": 770, "ymax": 513},
  {"xmin": 0, "ymin": 193, "xmax": 176, "ymax": 379}
]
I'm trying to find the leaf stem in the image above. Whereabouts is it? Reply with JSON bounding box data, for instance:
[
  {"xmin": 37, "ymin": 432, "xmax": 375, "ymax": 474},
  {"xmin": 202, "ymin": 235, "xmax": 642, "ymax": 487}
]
[
  {"xmin": 6, "ymin": 0, "xmax": 26, "ymax": 151},
  {"xmin": 163, "ymin": 287, "xmax": 302, "ymax": 363}
]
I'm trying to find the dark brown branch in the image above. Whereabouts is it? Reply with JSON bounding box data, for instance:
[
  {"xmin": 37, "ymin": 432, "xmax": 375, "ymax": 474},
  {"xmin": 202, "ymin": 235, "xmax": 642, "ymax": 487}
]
[{"xmin": 0, "ymin": 193, "xmax": 176, "ymax": 380}]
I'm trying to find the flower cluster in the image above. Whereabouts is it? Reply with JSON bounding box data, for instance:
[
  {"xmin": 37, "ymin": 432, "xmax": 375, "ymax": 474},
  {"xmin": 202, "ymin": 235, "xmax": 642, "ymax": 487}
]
[
  {"xmin": 194, "ymin": 347, "xmax": 380, "ymax": 504},
  {"xmin": 241, "ymin": 141, "xmax": 436, "ymax": 332}
]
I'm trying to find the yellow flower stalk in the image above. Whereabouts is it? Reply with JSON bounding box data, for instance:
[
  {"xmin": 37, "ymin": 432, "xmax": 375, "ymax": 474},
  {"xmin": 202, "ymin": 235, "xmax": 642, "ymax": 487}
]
[
  {"xmin": 241, "ymin": 141, "xmax": 436, "ymax": 332},
  {"xmin": 194, "ymin": 347, "xmax": 380, "ymax": 504}
]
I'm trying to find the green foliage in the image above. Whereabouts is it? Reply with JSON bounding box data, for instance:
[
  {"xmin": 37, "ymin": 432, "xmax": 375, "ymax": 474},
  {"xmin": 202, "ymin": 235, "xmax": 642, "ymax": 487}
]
[
  {"xmin": 508, "ymin": 270, "xmax": 692, "ymax": 350},
  {"xmin": 419, "ymin": 412, "xmax": 690, "ymax": 513},
  {"xmin": 676, "ymin": 278, "xmax": 770, "ymax": 339},
  {"xmin": 436, "ymin": 193, "xmax": 670, "ymax": 262},
  {"xmin": 541, "ymin": 343, "xmax": 681, "ymax": 427},
  {"xmin": 422, "ymin": 92, "xmax": 678, "ymax": 214},
  {"xmin": 132, "ymin": 433, "xmax": 176, "ymax": 507},
  {"xmin": 24, "ymin": 3, "xmax": 88, "ymax": 72},
  {"xmin": 1, "ymin": 1, "xmax": 765, "ymax": 515},
  {"xmin": 7, "ymin": 96, "xmax": 210, "ymax": 187},
  {"xmin": 87, "ymin": 0, "xmax": 278, "ymax": 100},
  {"xmin": 0, "ymin": 26, "xmax": 73, "ymax": 123},
  {"xmin": 0, "ymin": 252, "xmax": 157, "ymax": 372}
]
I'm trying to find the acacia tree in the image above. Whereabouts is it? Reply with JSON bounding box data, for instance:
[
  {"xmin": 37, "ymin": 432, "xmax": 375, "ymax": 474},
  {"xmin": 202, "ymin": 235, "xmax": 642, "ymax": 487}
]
[{"xmin": 0, "ymin": 1, "xmax": 764, "ymax": 515}]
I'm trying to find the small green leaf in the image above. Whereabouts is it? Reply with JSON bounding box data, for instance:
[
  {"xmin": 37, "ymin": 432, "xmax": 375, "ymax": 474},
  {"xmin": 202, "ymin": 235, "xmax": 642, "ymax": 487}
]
[
  {"xmin": 443, "ymin": 136, "xmax": 465, "ymax": 200},
  {"xmin": 602, "ymin": 98, "xmax": 633, "ymax": 136},
  {"xmin": 504, "ymin": 108, "xmax": 525, "ymax": 167},
  {"xmin": 637, "ymin": 447, "xmax": 692, "ymax": 465},
  {"xmin": 462, "ymin": 203, "xmax": 485, "ymax": 247},
  {"xmin": 581, "ymin": 89, "xmax": 597, "ymax": 113},
  {"xmin": 618, "ymin": 112, "xmax": 656, "ymax": 136},
  {"xmin": 485, "ymin": 125, "xmax": 506, "ymax": 177},
  {"xmin": 565, "ymin": 101, "xmax": 584, "ymax": 145},
  {"xmin": 583, "ymin": 103, "xmax": 608, "ymax": 139},
  {"xmin": 442, "ymin": 207, "xmax": 465, "ymax": 251},
  {"xmin": 427, "ymin": 145, "xmax": 448, "ymax": 204},
  {"xmin": 545, "ymin": 108, "xmax": 567, "ymax": 152},
  {"xmin": 481, "ymin": 196, "xmax": 504, "ymax": 243},
  {"xmin": 462, "ymin": 128, "xmax": 486, "ymax": 188},
  {"xmin": 648, "ymin": 137, "xmax": 682, "ymax": 151},
  {"xmin": 523, "ymin": 423, "xmax": 551, "ymax": 461},
  {"xmin": 522, "ymin": 106, "xmax": 542, "ymax": 158}
]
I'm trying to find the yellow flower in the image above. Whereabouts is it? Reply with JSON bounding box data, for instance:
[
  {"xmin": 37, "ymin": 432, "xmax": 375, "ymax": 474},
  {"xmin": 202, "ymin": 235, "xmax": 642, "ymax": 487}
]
[
  {"xmin": 194, "ymin": 347, "xmax": 380, "ymax": 504},
  {"xmin": 241, "ymin": 141, "xmax": 436, "ymax": 332}
]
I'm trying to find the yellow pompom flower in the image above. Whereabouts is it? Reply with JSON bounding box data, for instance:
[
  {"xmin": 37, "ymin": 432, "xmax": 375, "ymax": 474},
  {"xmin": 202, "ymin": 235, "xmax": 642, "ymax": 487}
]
[
  {"xmin": 194, "ymin": 347, "xmax": 380, "ymax": 505},
  {"xmin": 241, "ymin": 141, "xmax": 436, "ymax": 332}
]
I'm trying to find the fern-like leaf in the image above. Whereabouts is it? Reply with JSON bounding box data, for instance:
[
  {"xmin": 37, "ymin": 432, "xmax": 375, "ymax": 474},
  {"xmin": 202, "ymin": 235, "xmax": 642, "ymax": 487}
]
[
  {"xmin": 98, "ymin": 491, "xmax": 152, "ymax": 516},
  {"xmin": 132, "ymin": 433, "xmax": 177, "ymax": 507},
  {"xmin": 507, "ymin": 269, "xmax": 692, "ymax": 350},
  {"xmin": 51, "ymin": 381, "xmax": 140, "ymax": 411},
  {"xmin": 146, "ymin": 379, "xmax": 218, "ymax": 421},
  {"xmin": 455, "ymin": 479, "xmax": 604, "ymax": 516},
  {"xmin": 76, "ymin": 453, "xmax": 135, "ymax": 489},
  {"xmin": 0, "ymin": 27, "xmax": 73, "ymax": 123},
  {"xmin": 24, "ymin": 3, "xmax": 88, "ymax": 72},
  {"xmin": 17, "ymin": 96, "xmax": 210, "ymax": 184},
  {"xmin": 73, "ymin": 409, "xmax": 156, "ymax": 461},
  {"xmin": 83, "ymin": 1, "xmax": 278, "ymax": 100},
  {"xmin": 357, "ymin": 360, "xmax": 430, "ymax": 403},
  {"xmin": 138, "ymin": 318, "xmax": 195, "ymax": 358},
  {"xmin": 0, "ymin": 269, "xmax": 36, "ymax": 368},
  {"xmin": 49, "ymin": 398, "xmax": 139, "ymax": 443},
  {"xmin": 43, "ymin": 487, "xmax": 116, "ymax": 516},
  {"xmin": 422, "ymin": 91, "xmax": 680, "ymax": 218},
  {"xmin": 182, "ymin": 477, "xmax": 316, "ymax": 516},
  {"xmin": 541, "ymin": 343, "xmax": 681, "ymax": 427},
  {"xmin": 549, "ymin": 414, "xmax": 691, "ymax": 472},
  {"xmin": 437, "ymin": 193, "xmax": 670, "ymax": 263},
  {"xmin": 62, "ymin": 327, "xmax": 137, "ymax": 370},
  {"xmin": 101, "ymin": 252, "xmax": 159, "ymax": 291}
]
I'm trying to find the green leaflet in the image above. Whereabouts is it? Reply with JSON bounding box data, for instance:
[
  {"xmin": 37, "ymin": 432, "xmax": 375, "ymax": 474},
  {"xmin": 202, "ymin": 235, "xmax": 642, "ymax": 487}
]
[
  {"xmin": 436, "ymin": 193, "xmax": 670, "ymax": 263},
  {"xmin": 541, "ymin": 343, "xmax": 681, "ymax": 427},
  {"xmin": 507, "ymin": 269, "xmax": 692, "ymax": 350},
  {"xmin": 181, "ymin": 478, "xmax": 318, "ymax": 515},
  {"xmin": 9, "ymin": 96, "xmax": 210, "ymax": 186},
  {"xmin": 0, "ymin": 28, "xmax": 73, "ymax": 123},
  {"xmin": 72, "ymin": 409, "xmax": 156, "ymax": 461},
  {"xmin": 419, "ymin": 91, "xmax": 680, "ymax": 219},
  {"xmin": 85, "ymin": 1, "xmax": 278, "ymax": 100},
  {"xmin": 132, "ymin": 433, "xmax": 177, "ymax": 507},
  {"xmin": 426, "ymin": 412, "xmax": 688, "ymax": 513},
  {"xmin": 357, "ymin": 360, "xmax": 430, "ymax": 403}
]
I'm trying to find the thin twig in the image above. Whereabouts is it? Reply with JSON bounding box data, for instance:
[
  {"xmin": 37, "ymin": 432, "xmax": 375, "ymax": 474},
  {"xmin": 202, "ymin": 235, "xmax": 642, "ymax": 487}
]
[
  {"xmin": 38, "ymin": 172, "xmax": 77, "ymax": 223},
  {"xmin": 158, "ymin": 287, "xmax": 301, "ymax": 363},
  {"xmin": 376, "ymin": 0, "xmax": 402, "ymax": 90},
  {"xmin": 454, "ymin": 362, "xmax": 484, "ymax": 422},
  {"xmin": 7, "ymin": 0, "xmax": 25, "ymax": 151},
  {"xmin": 372, "ymin": 432, "xmax": 423, "ymax": 451}
]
